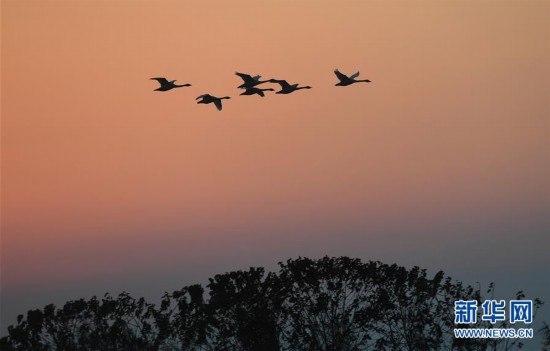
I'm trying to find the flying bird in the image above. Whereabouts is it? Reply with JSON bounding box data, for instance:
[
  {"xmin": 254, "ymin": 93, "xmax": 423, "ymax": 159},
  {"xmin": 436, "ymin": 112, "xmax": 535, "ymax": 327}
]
[
  {"xmin": 239, "ymin": 87, "xmax": 275, "ymax": 97},
  {"xmin": 196, "ymin": 94, "xmax": 231, "ymax": 111},
  {"xmin": 150, "ymin": 77, "xmax": 192, "ymax": 91},
  {"xmin": 333, "ymin": 69, "xmax": 371, "ymax": 86},
  {"xmin": 235, "ymin": 72, "xmax": 272, "ymax": 89},
  {"xmin": 269, "ymin": 79, "xmax": 312, "ymax": 94}
]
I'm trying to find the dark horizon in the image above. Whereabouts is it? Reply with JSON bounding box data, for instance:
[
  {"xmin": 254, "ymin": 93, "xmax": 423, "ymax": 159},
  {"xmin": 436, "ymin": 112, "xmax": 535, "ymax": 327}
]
[{"xmin": 3, "ymin": 256, "xmax": 547, "ymax": 350}]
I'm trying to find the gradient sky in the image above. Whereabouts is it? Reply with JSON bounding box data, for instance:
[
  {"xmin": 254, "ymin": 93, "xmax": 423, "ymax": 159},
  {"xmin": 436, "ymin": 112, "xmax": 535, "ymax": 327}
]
[{"xmin": 2, "ymin": 0, "xmax": 549, "ymax": 339}]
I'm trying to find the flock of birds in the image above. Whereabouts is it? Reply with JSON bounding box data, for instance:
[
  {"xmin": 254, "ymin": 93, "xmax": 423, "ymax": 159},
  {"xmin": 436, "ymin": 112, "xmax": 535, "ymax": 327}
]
[{"xmin": 150, "ymin": 69, "xmax": 372, "ymax": 111}]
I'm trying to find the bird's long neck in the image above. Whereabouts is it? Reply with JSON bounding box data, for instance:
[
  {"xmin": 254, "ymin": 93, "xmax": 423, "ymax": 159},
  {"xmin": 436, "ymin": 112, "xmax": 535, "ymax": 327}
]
[
  {"xmin": 221, "ymin": 96, "xmax": 231, "ymax": 99},
  {"xmin": 296, "ymin": 86, "xmax": 311, "ymax": 90},
  {"xmin": 358, "ymin": 80, "xmax": 371, "ymax": 83}
]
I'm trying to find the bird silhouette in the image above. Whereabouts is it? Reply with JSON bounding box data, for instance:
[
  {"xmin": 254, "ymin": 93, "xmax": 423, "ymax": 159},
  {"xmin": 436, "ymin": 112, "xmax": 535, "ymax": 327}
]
[
  {"xmin": 239, "ymin": 87, "xmax": 275, "ymax": 97},
  {"xmin": 151, "ymin": 78, "xmax": 192, "ymax": 91},
  {"xmin": 334, "ymin": 69, "xmax": 371, "ymax": 86},
  {"xmin": 196, "ymin": 94, "xmax": 231, "ymax": 111},
  {"xmin": 235, "ymin": 72, "xmax": 272, "ymax": 89},
  {"xmin": 269, "ymin": 79, "xmax": 312, "ymax": 94}
]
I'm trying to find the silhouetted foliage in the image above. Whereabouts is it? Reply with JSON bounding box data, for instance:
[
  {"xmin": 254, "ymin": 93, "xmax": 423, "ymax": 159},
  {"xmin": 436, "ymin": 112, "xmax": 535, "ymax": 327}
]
[
  {"xmin": 539, "ymin": 322, "xmax": 550, "ymax": 351},
  {"xmin": 0, "ymin": 257, "xmax": 543, "ymax": 351},
  {"xmin": 1, "ymin": 292, "xmax": 158, "ymax": 351},
  {"xmin": 277, "ymin": 257, "xmax": 382, "ymax": 350}
]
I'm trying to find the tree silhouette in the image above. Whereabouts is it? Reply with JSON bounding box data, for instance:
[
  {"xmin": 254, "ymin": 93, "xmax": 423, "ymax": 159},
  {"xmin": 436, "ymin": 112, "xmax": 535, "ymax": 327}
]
[
  {"xmin": 0, "ymin": 292, "xmax": 158, "ymax": 351},
  {"xmin": 539, "ymin": 322, "xmax": 550, "ymax": 351},
  {"xmin": 157, "ymin": 268, "xmax": 281, "ymax": 351},
  {"xmin": 276, "ymin": 257, "xmax": 383, "ymax": 350},
  {"xmin": 0, "ymin": 256, "xmax": 543, "ymax": 351},
  {"xmin": 153, "ymin": 285, "xmax": 208, "ymax": 350},
  {"xmin": 206, "ymin": 268, "xmax": 280, "ymax": 351}
]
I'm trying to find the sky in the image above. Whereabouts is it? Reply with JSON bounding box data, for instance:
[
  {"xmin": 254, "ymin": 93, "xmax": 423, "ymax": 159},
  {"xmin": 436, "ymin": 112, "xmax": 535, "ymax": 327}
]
[{"xmin": 1, "ymin": 0, "xmax": 549, "ymax": 341}]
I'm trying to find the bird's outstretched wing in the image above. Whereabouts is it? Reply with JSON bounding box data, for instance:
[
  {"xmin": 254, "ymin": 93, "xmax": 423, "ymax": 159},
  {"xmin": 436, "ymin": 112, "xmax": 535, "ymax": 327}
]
[
  {"xmin": 349, "ymin": 72, "xmax": 360, "ymax": 79},
  {"xmin": 196, "ymin": 94, "xmax": 210, "ymax": 100},
  {"xmin": 214, "ymin": 99, "xmax": 223, "ymax": 111},
  {"xmin": 151, "ymin": 77, "xmax": 170, "ymax": 85},
  {"xmin": 252, "ymin": 75, "xmax": 261, "ymax": 81},
  {"xmin": 271, "ymin": 79, "xmax": 291, "ymax": 89},
  {"xmin": 334, "ymin": 69, "xmax": 349, "ymax": 81},
  {"xmin": 235, "ymin": 72, "xmax": 255, "ymax": 83}
]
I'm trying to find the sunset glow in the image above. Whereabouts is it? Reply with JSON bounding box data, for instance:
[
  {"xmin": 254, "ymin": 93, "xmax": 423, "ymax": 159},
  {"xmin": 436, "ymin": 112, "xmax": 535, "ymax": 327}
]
[{"xmin": 2, "ymin": 0, "xmax": 549, "ymax": 336}]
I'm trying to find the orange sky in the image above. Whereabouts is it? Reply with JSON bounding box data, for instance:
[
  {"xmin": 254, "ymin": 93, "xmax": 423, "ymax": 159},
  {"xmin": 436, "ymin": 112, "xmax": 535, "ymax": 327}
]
[{"xmin": 2, "ymin": 0, "xmax": 549, "ymax": 334}]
